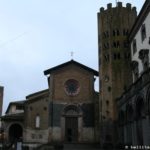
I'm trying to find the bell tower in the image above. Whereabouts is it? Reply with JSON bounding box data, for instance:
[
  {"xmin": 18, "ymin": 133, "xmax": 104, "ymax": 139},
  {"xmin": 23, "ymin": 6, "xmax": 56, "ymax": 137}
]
[{"xmin": 97, "ymin": 2, "xmax": 137, "ymax": 146}]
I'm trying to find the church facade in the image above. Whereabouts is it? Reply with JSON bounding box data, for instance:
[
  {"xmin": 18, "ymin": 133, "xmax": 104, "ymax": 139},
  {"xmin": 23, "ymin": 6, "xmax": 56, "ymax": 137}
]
[{"xmin": 1, "ymin": 60, "xmax": 99, "ymax": 149}]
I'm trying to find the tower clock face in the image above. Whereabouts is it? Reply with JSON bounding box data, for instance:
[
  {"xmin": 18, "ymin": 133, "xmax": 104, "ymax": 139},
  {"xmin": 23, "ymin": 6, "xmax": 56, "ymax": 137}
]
[{"xmin": 64, "ymin": 79, "xmax": 80, "ymax": 96}]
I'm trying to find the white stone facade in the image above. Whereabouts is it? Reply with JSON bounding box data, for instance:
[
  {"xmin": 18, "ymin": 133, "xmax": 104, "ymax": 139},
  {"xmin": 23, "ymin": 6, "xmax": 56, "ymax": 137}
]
[{"xmin": 130, "ymin": 5, "xmax": 150, "ymax": 81}]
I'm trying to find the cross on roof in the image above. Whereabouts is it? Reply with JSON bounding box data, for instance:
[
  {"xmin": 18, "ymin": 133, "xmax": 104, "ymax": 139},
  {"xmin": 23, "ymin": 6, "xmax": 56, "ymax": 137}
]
[{"xmin": 71, "ymin": 51, "xmax": 74, "ymax": 60}]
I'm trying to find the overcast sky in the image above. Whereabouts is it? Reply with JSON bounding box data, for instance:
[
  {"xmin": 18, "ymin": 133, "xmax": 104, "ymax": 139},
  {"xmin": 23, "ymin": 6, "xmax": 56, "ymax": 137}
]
[{"xmin": 0, "ymin": 0, "xmax": 144, "ymax": 113}]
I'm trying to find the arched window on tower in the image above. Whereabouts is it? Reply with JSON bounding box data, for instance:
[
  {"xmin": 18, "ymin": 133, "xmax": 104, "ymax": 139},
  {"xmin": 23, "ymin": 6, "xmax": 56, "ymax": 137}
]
[
  {"xmin": 113, "ymin": 30, "xmax": 116, "ymax": 36},
  {"xmin": 117, "ymin": 29, "xmax": 120, "ymax": 36},
  {"xmin": 116, "ymin": 41, "xmax": 120, "ymax": 48},
  {"xmin": 117, "ymin": 53, "xmax": 121, "ymax": 59},
  {"xmin": 35, "ymin": 114, "xmax": 40, "ymax": 128},
  {"xmin": 123, "ymin": 29, "xmax": 129, "ymax": 36},
  {"xmin": 104, "ymin": 54, "xmax": 110, "ymax": 62}
]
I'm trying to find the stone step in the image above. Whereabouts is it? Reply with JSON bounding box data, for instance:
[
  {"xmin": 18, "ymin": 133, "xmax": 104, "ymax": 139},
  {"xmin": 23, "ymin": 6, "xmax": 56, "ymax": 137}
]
[
  {"xmin": 36, "ymin": 143, "xmax": 100, "ymax": 150},
  {"xmin": 63, "ymin": 143, "xmax": 100, "ymax": 150}
]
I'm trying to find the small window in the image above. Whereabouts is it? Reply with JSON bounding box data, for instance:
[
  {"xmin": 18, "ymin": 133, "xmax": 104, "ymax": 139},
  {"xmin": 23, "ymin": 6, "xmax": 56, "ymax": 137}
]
[
  {"xmin": 106, "ymin": 100, "xmax": 109, "ymax": 106},
  {"xmin": 104, "ymin": 43, "xmax": 108, "ymax": 50},
  {"xmin": 108, "ymin": 86, "xmax": 111, "ymax": 92},
  {"xmin": 113, "ymin": 53, "xmax": 120, "ymax": 60},
  {"xmin": 106, "ymin": 31, "xmax": 109, "ymax": 37},
  {"xmin": 113, "ymin": 30, "xmax": 116, "ymax": 36},
  {"xmin": 113, "ymin": 41, "xmax": 120, "ymax": 48},
  {"xmin": 44, "ymin": 107, "xmax": 47, "ymax": 111},
  {"xmin": 113, "ymin": 42, "xmax": 117, "ymax": 48},
  {"xmin": 114, "ymin": 53, "xmax": 117, "ymax": 60},
  {"xmin": 16, "ymin": 105, "xmax": 23, "ymax": 110},
  {"xmin": 107, "ymin": 43, "xmax": 109, "ymax": 49},
  {"xmin": 104, "ymin": 54, "xmax": 109, "ymax": 62},
  {"xmin": 117, "ymin": 53, "xmax": 121, "ymax": 59},
  {"xmin": 123, "ymin": 29, "xmax": 129, "ymax": 36},
  {"xmin": 116, "ymin": 41, "xmax": 120, "ymax": 48},
  {"xmin": 113, "ymin": 29, "xmax": 119, "ymax": 36},
  {"xmin": 141, "ymin": 24, "xmax": 146, "ymax": 41},
  {"xmin": 124, "ymin": 41, "xmax": 129, "ymax": 48},
  {"xmin": 35, "ymin": 115, "xmax": 40, "ymax": 128},
  {"xmin": 117, "ymin": 30, "xmax": 120, "ymax": 36},
  {"xmin": 133, "ymin": 39, "xmax": 137, "ymax": 54}
]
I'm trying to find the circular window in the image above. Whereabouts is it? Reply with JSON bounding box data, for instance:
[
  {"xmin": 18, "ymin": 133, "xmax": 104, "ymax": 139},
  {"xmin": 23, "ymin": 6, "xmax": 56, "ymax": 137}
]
[{"xmin": 64, "ymin": 79, "xmax": 80, "ymax": 96}]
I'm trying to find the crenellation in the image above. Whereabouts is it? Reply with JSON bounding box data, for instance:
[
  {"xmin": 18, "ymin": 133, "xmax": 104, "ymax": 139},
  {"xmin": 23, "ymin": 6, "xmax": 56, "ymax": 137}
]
[
  {"xmin": 126, "ymin": 3, "xmax": 132, "ymax": 10},
  {"xmin": 100, "ymin": 7, "xmax": 104, "ymax": 12},
  {"xmin": 99, "ymin": 3, "xmax": 136, "ymax": 14},
  {"xmin": 117, "ymin": 2, "xmax": 122, "ymax": 8},
  {"xmin": 107, "ymin": 3, "xmax": 112, "ymax": 9},
  {"xmin": 132, "ymin": 6, "xmax": 137, "ymax": 12}
]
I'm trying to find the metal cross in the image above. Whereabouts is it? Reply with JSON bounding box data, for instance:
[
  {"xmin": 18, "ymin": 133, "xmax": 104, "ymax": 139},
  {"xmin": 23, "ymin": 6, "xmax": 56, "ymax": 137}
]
[{"xmin": 71, "ymin": 51, "xmax": 74, "ymax": 60}]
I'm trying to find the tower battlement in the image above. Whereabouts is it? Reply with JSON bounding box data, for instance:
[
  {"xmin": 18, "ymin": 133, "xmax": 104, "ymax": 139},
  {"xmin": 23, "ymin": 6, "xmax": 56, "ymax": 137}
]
[{"xmin": 100, "ymin": 2, "xmax": 136, "ymax": 13}]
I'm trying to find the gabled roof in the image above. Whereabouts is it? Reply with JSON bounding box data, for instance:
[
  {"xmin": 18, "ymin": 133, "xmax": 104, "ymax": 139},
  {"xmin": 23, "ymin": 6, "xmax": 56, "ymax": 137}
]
[
  {"xmin": 26, "ymin": 89, "xmax": 49, "ymax": 99},
  {"xmin": 44, "ymin": 60, "xmax": 99, "ymax": 76},
  {"xmin": 5, "ymin": 100, "xmax": 25, "ymax": 114},
  {"xmin": 128, "ymin": 0, "xmax": 150, "ymax": 41}
]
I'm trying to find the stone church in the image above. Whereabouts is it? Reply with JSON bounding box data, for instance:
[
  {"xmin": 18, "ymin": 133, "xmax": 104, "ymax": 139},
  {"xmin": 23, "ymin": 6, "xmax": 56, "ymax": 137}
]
[
  {"xmin": 1, "ymin": 0, "xmax": 150, "ymax": 149},
  {"xmin": 1, "ymin": 60, "xmax": 99, "ymax": 149}
]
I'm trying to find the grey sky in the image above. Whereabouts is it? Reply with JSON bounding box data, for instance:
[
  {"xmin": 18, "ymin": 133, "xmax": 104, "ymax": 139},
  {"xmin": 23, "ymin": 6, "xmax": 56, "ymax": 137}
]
[{"xmin": 0, "ymin": 0, "xmax": 144, "ymax": 113}]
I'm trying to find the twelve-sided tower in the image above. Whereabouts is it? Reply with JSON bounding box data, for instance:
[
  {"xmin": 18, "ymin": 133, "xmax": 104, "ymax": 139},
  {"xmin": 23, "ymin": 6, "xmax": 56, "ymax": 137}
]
[{"xmin": 97, "ymin": 2, "xmax": 137, "ymax": 145}]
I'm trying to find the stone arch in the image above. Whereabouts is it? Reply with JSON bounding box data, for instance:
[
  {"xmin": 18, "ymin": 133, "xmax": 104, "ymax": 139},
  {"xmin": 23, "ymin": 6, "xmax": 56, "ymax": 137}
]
[
  {"xmin": 8, "ymin": 123, "xmax": 23, "ymax": 143},
  {"xmin": 62, "ymin": 104, "xmax": 82, "ymax": 116}
]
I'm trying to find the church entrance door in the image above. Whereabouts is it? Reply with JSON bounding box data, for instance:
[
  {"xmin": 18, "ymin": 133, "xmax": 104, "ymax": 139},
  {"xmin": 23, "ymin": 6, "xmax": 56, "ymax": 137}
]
[{"xmin": 65, "ymin": 117, "xmax": 78, "ymax": 142}]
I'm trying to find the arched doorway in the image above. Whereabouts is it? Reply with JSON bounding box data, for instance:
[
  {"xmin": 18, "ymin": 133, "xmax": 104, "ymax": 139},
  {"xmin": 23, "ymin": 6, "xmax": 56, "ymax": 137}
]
[
  {"xmin": 65, "ymin": 116, "xmax": 78, "ymax": 142},
  {"xmin": 62, "ymin": 105, "xmax": 82, "ymax": 143},
  {"xmin": 9, "ymin": 123, "xmax": 23, "ymax": 143}
]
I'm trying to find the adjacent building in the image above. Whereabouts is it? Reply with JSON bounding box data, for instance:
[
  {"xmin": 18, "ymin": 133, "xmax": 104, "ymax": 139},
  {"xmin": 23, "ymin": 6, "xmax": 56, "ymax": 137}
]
[{"xmin": 117, "ymin": 0, "xmax": 150, "ymax": 146}]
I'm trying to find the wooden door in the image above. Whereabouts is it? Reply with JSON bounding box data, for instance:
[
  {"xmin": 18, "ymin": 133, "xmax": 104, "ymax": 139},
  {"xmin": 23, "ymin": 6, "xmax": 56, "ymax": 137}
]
[{"xmin": 65, "ymin": 117, "xmax": 78, "ymax": 142}]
